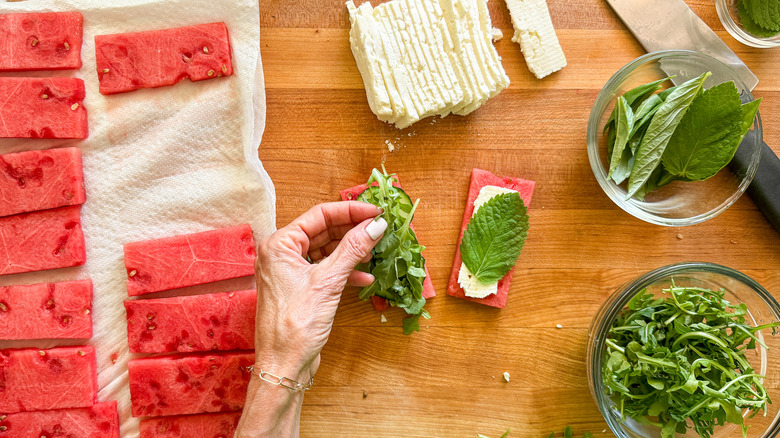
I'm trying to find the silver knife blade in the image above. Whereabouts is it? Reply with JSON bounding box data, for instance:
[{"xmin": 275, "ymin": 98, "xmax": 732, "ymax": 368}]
[{"xmin": 605, "ymin": 0, "xmax": 759, "ymax": 90}]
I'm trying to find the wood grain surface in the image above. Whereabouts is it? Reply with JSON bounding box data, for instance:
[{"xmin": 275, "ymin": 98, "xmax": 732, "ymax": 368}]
[{"xmin": 258, "ymin": 1, "xmax": 780, "ymax": 436}]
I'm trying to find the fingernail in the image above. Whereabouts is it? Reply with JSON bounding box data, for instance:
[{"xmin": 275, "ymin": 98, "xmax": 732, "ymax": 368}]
[{"xmin": 366, "ymin": 217, "xmax": 388, "ymax": 240}]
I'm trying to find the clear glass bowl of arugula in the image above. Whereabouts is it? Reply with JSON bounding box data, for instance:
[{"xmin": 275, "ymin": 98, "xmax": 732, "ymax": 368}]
[
  {"xmin": 587, "ymin": 262, "xmax": 780, "ymax": 438},
  {"xmin": 587, "ymin": 51, "xmax": 762, "ymax": 226},
  {"xmin": 716, "ymin": 0, "xmax": 780, "ymax": 48}
]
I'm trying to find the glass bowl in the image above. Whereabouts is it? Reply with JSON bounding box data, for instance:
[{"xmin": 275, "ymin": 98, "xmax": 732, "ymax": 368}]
[
  {"xmin": 716, "ymin": 0, "xmax": 780, "ymax": 49},
  {"xmin": 587, "ymin": 262, "xmax": 780, "ymax": 438},
  {"xmin": 587, "ymin": 51, "xmax": 763, "ymax": 226}
]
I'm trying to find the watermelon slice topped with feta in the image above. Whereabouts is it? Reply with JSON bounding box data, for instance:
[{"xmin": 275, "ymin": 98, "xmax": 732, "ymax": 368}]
[
  {"xmin": 0, "ymin": 279, "xmax": 92, "ymax": 340},
  {"xmin": 140, "ymin": 412, "xmax": 242, "ymax": 438},
  {"xmin": 95, "ymin": 22, "xmax": 234, "ymax": 95},
  {"xmin": 0, "ymin": 205, "xmax": 86, "ymax": 276},
  {"xmin": 446, "ymin": 169, "xmax": 535, "ymax": 308},
  {"xmin": 0, "ymin": 401, "xmax": 119, "ymax": 437},
  {"xmin": 0, "ymin": 77, "xmax": 88, "ymax": 139},
  {"xmin": 0, "ymin": 12, "xmax": 83, "ymax": 71},
  {"xmin": 0, "ymin": 147, "xmax": 86, "ymax": 218},
  {"xmin": 124, "ymin": 224, "xmax": 256, "ymax": 296},
  {"xmin": 125, "ymin": 289, "xmax": 256, "ymax": 354},
  {"xmin": 340, "ymin": 177, "xmax": 435, "ymax": 312},
  {"xmin": 129, "ymin": 350, "xmax": 254, "ymax": 417},
  {"xmin": 0, "ymin": 346, "xmax": 97, "ymax": 413}
]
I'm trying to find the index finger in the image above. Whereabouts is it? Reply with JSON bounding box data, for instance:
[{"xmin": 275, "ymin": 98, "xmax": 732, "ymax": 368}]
[{"xmin": 290, "ymin": 201, "xmax": 381, "ymax": 241}]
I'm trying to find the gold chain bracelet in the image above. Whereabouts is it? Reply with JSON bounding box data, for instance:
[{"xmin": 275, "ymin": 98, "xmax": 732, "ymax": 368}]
[{"xmin": 246, "ymin": 365, "xmax": 313, "ymax": 392}]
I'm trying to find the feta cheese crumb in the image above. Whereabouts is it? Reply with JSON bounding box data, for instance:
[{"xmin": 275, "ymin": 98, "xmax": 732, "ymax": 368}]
[
  {"xmin": 503, "ymin": 372, "xmax": 510, "ymax": 382},
  {"xmin": 556, "ymin": 324, "xmax": 563, "ymax": 329},
  {"xmin": 380, "ymin": 314, "xmax": 387, "ymax": 323}
]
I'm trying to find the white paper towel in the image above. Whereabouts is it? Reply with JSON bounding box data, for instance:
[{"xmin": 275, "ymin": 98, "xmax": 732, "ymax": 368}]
[{"xmin": 0, "ymin": 0, "xmax": 274, "ymax": 435}]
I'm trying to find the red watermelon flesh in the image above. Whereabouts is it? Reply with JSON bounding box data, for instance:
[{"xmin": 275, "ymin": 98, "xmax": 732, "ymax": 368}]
[
  {"xmin": 140, "ymin": 412, "xmax": 242, "ymax": 438},
  {"xmin": 0, "ymin": 346, "xmax": 97, "ymax": 413},
  {"xmin": 0, "ymin": 401, "xmax": 119, "ymax": 437},
  {"xmin": 124, "ymin": 224, "xmax": 256, "ymax": 297},
  {"xmin": 0, "ymin": 279, "xmax": 92, "ymax": 340},
  {"xmin": 95, "ymin": 22, "xmax": 234, "ymax": 95},
  {"xmin": 447, "ymin": 169, "xmax": 535, "ymax": 309},
  {"xmin": 0, "ymin": 205, "xmax": 86, "ymax": 276},
  {"xmin": 0, "ymin": 147, "xmax": 86, "ymax": 218},
  {"xmin": 125, "ymin": 289, "xmax": 256, "ymax": 354},
  {"xmin": 0, "ymin": 12, "xmax": 83, "ymax": 72},
  {"xmin": 0, "ymin": 77, "xmax": 88, "ymax": 139},
  {"xmin": 340, "ymin": 178, "xmax": 436, "ymax": 311},
  {"xmin": 128, "ymin": 351, "xmax": 254, "ymax": 417}
]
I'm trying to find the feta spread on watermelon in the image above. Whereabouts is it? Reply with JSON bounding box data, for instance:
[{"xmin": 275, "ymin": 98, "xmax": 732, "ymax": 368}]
[{"xmin": 457, "ymin": 185, "xmax": 518, "ymax": 298}]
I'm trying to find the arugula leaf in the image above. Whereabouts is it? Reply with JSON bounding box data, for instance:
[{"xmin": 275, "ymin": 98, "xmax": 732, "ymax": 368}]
[
  {"xmin": 542, "ymin": 427, "xmax": 592, "ymax": 438},
  {"xmin": 662, "ymin": 82, "xmax": 760, "ymax": 181},
  {"xmin": 608, "ymin": 97, "xmax": 635, "ymax": 182},
  {"xmin": 357, "ymin": 167, "xmax": 430, "ymax": 334},
  {"xmin": 626, "ymin": 72, "xmax": 710, "ymax": 198},
  {"xmin": 460, "ymin": 192, "xmax": 529, "ymax": 284}
]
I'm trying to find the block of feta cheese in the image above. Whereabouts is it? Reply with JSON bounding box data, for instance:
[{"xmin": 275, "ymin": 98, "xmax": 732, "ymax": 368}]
[
  {"xmin": 0, "ymin": 346, "xmax": 97, "ymax": 413},
  {"xmin": 346, "ymin": 0, "xmax": 509, "ymax": 129},
  {"xmin": 0, "ymin": 77, "xmax": 88, "ymax": 139},
  {"xmin": 0, "ymin": 12, "xmax": 83, "ymax": 71},
  {"xmin": 0, "ymin": 401, "xmax": 119, "ymax": 438},
  {"xmin": 0, "ymin": 279, "xmax": 93, "ymax": 340},
  {"xmin": 140, "ymin": 412, "xmax": 242, "ymax": 438},
  {"xmin": 0, "ymin": 147, "xmax": 86, "ymax": 218},
  {"xmin": 504, "ymin": 0, "xmax": 566, "ymax": 79},
  {"xmin": 0, "ymin": 205, "xmax": 86, "ymax": 276},
  {"xmin": 123, "ymin": 224, "xmax": 256, "ymax": 296}
]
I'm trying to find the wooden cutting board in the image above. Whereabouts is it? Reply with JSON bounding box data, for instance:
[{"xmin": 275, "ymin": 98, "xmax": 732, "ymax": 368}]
[{"xmin": 258, "ymin": 0, "xmax": 780, "ymax": 436}]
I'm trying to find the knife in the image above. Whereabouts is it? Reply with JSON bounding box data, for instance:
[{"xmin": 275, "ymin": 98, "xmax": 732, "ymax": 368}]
[{"xmin": 605, "ymin": 0, "xmax": 780, "ymax": 232}]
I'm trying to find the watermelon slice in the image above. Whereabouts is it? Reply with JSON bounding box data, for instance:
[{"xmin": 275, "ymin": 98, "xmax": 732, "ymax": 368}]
[
  {"xmin": 0, "ymin": 77, "xmax": 88, "ymax": 139},
  {"xmin": 0, "ymin": 346, "xmax": 97, "ymax": 413},
  {"xmin": 140, "ymin": 412, "xmax": 242, "ymax": 438},
  {"xmin": 340, "ymin": 178, "xmax": 435, "ymax": 312},
  {"xmin": 0, "ymin": 401, "xmax": 119, "ymax": 437},
  {"xmin": 0, "ymin": 205, "xmax": 86, "ymax": 276},
  {"xmin": 446, "ymin": 169, "xmax": 535, "ymax": 309},
  {"xmin": 0, "ymin": 12, "xmax": 83, "ymax": 72},
  {"xmin": 95, "ymin": 22, "xmax": 234, "ymax": 95},
  {"xmin": 124, "ymin": 224, "xmax": 256, "ymax": 296},
  {"xmin": 0, "ymin": 147, "xmax": 86, "ymax": 218},
  {"xmin": 0, "ymin": 279, "xmax": 92, "ymax": 340},
  {"xmin": 125, "ymin": 289, "xmax": 256, "ymax": 354},
  {"xmin": 129, "ymin": 351, "xmax": 254, "ymax": 417}
]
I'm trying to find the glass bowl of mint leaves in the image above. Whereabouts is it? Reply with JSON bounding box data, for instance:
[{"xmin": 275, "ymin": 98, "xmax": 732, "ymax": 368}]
[
  {"xmin": 587, "ymin": 51, "xmax": 763, "ymax": 226},
  {"xmin": 587, "ymin": 262, "xmax": 780, "ymax": 438},
  {"xmin": 716, "ymin": 0, "xmax": 780, "ymax": 49}
]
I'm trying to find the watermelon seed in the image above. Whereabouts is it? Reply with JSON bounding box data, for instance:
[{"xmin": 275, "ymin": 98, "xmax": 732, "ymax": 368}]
[
  {"xmin": 31, "ymin": 38, "xmax": 38, "ymax": 47},
  {"xmin": 129, "ymin": 269, "xmax": 137, "ymax": 277},
  {"xmin": 0, "ymin": 415, "xmax": 5, "ymax": 420},
  {"xmin": 0, "ymin": 302, "xmax": 7, "ymax": 312},
  {"xmin": 77, "ymin": 350, "xmax": 85, "ymax": 356},
  {"xmin": 222, "ymin": 65, "xmax": 227, "ymax": 73},
  {"xmin": 207, "ymin": 70, "xmax": 215, "ymax": 77},
  {"xmin": 71, "ymin": 103, "xmax": 79, "ymax": 111},
  {"xmin": 211, "ymin": 365, "xmax": 217, "ymax": 369},
  {"xmin": 38, "ymin": 350, "xmax": 46, "ymax": 356},
  {"xmin": 84, "ymin": 308, "xmax": 90, "ymax": 315},
  {"xmin": 41, "ymin": 94, "xmax": 48, "ymax": 99},
  {"xmin": 148, "ymin": 324, "xmax": 156, "ymax": 330},
  {"xmin": 203, "ymin": 46, "xmax": 209, "ymax": 54},
  {"xmin": 64, "ymin": 42, "xmax": 70, "ymax": 51},
  {"xmin": 102, "ymin": 68, "xmax": 110, "ymax": 73},
  {"xmin": 45, "ymin": 299, "xmax": 55, "ymax": 310},
  {"xmin": 0, "ymin": 426, "xmax": 6, "ymax": 431},
  {"xmin": 346, "ymin": 192, "xmax": 354, "ymax": 200},
  {"xmin": 209, "ymin": 357, "xmax": 215, "ymax": 361},
  {"xmin": 229, "ymin": 292, "xmax": 235, "ymax": 298}
]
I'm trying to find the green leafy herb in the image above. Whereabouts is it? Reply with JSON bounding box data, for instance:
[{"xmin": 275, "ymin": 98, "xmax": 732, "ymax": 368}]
[
  {"xmin": 603, "ymin": 284, "xmax": 780, "ymax": 438},
  {"xmin": 357, "ymin": 167, "xmax": 430, "ymax": 334},
  {"xmin": 543, "ymin": 426, "xmax": 592, "ymax": 437},
  {"xmin": 477, "ymin": 430, "xmax": 510, "ymax": 438},
  {"xmin": 608, "ymin": 97, "xmax": 635, "ymax": 182},
  {"xmin": 626, "ymin": 71, "xmax": 710, "ymax": 198},
  {"xmin": 460, "ymin": 192, "xmax": 529, "ymax": 284},
  {"xmin": 738, "ymin": 0, "xmax": 780, "ymax": 37},
  {"xmin": 742, "ymin": 0, "xmax": 780, "ymax": 32},
  {"xmin": 662, "ymin": 82, "xmax": 761, "ymax": 181}
]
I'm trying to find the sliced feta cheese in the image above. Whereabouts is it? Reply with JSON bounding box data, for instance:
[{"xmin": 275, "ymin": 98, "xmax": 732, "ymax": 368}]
[
  {"xmin": 503, "ymin": 371, "xmax": 511, "ymax": 382},
  {"xmin": 504, "ymin": 0, "xmax": 567, "ymax": 79},
  {"xmin": 473, "ymin": 185, "xmax": 517, "ymax": 211},
  {"xmin": 474, "ymin": 0, "xmax": 510, "ymax": 95}
]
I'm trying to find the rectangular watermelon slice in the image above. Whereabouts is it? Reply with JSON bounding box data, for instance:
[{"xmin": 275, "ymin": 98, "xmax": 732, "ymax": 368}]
[
  {"xmin": 0, "ymin": 205, "xmax": 86, "ymax": 276},
  {"xmin": 0, "ymin": 401, "xmax": 119, "ymax": 437},
  {"xmin": 340, "ymin": 177, "xmax": 435, "ymax": 312},
  {"xmin": 0, "ymin": 77, "xmax": 88, "ymax": 139},
  {"xmin": 0, "ymin": 147, "xmax": 86, "ymax": 218},
  {"xmin": 95, "ymin": 22, "xmax": 234, "ymax": 95},
  {"xmin": 0, "ymin": 346, "xmax": 97, "ymax": 413},
  {"xmin": 125, "ymin": 289, "xmax": 256, "ymax": 354},
  {"xmin": 0, "ymin": 12, "xmax": 83, "ymax": 72},
  {"xmin": 128, "ymin": 351, "xmax": 254, "ymax": 417},
  {"xmin": 446, "ymin": 169, "xmax": 535, "ymax": 309},
  {"xmin": 140, "ymin": 412, "xmax": 242, "ymax": 438},
  {"xmin": 0, "ymin": 279, "xmax": 92, "ymax": 340},
  {"xmin": 124, "ymin": 224, "xmax": 256, "ymax": 296}
]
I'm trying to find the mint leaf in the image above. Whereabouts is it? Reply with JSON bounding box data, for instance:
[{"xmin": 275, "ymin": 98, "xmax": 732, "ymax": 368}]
[
  {"xmin": 662, "ymin": 82, "xmax": 761, "ymax": 181},
  {"xmin": 738, "ymin": 0, "xmax": 780, "ymax": 37},
  {"xmin": 626, "ymin": 72, "xmax": 710, "ymax": 198},
  {"xmin": 460, "ymin": 192, "xmax": 529, "ymax": 284},
  {"xmin": 608, "ymin": 96, "xmax": 635, "ymax": 182},
  {"xmin": 745, "ymin": 0, "xmax": 780, "ymax": 31}
]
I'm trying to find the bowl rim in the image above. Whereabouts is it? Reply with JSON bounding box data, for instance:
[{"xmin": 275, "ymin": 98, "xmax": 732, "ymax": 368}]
[
  {"xmin": 587, "ymin": 262, "xmax": 780, "ymax": 437},
  {"xmin": 587, "ymin": 50, "xmax": 763, "ymax": 227},
  {"xmin": 715, "ymin": 0, "xmax": 780, "ymax": 49}
]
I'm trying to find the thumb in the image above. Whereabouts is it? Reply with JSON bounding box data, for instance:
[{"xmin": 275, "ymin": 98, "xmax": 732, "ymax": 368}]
[{"xmin": 319, "ymin": 217, "xmax": 387, "ymax": 279}]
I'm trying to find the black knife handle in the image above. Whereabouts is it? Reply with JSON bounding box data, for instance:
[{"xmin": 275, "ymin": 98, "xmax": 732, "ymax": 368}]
[{"xmin": 733, "ymin": 140, "xmax": 780, "ymax": 233}]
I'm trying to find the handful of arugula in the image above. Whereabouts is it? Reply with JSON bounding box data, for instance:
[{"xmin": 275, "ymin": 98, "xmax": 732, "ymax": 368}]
[
  {"xmin": 357, "ymin": 167, "xmax": 430, "ymax": 334},
  {"xmin": 603, "ymin": 284, "xmax": 780, "ymax": 438}
]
